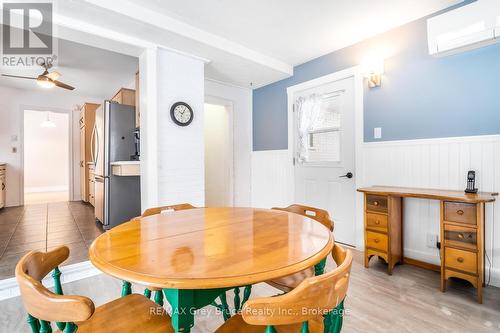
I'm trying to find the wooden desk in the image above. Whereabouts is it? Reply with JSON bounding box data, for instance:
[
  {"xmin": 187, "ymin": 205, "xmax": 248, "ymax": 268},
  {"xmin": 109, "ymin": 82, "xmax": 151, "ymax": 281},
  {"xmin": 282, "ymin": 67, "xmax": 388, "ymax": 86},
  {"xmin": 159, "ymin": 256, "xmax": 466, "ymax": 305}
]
[
  {"xmin": 89, "ymin": 207, "xmax": 333, "ymax": 332},
  {"xmin": 357, "ymin": 186, "xmax": 497, "ymax": 303}
]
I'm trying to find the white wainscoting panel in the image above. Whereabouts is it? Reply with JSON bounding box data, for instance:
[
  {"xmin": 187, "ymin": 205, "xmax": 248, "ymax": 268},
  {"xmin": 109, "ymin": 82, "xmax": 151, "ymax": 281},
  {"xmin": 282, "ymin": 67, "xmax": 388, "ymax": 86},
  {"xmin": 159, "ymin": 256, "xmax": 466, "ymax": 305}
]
[
  {"xmin": 251, "ymin": 135, "xmax": 500, "ymax": 287},
  {"xmin": 362, "ymin": 135, "xmax": 500, "ymax": 287},
  {"xmin": 251, "ymin": 150, "xmax": 293, "ymax": 209}
]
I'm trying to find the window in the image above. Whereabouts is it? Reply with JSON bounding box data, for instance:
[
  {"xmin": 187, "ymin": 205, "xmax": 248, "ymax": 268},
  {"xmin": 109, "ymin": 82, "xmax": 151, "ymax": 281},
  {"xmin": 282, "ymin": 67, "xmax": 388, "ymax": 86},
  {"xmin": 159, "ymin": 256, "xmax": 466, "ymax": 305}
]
[{"xmin": 296, "ymin": 91, "xmax": 343, "ymax": 164}]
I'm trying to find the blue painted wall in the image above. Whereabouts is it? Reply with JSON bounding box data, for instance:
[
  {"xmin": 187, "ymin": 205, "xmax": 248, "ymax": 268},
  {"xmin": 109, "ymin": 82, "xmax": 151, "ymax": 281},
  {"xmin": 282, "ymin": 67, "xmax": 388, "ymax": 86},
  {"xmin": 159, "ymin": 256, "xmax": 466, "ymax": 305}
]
[{"xmin": 253, "ymin": 4, "xmax": 500, "ymax": 151}]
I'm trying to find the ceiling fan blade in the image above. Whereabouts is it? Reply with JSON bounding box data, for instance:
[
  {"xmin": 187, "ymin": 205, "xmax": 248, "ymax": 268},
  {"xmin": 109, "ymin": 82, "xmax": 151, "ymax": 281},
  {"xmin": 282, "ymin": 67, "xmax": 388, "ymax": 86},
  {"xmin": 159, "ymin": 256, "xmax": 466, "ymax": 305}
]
[
  {"xmin": 2, "ymin": 74, "xmax": 37, "ymax": 80},
  {"xmin": 45, "ymin": 71, "xmax": 61, "ymax": 81},
  {"xmin": 53, "ymin": 80, "xmax": 75, "ymax": 90}
]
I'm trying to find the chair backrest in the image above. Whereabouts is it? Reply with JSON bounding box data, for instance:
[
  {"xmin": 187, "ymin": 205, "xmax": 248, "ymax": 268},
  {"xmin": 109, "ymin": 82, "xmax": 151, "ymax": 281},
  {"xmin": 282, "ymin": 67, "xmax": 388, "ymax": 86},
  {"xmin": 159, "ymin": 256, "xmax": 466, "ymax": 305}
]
[
  {"xmin": 272, "ymin": 204, "xmax": 334, "ymax": 231},
  {"xmin": 242, "ymin": 244, "xmax": 352, "ymax": 326},
  {"xmin": 141, "ymin": 203, "xmax": 196, "ymax": 217},
  {"xmin": 15, "ymin": 246, "xmax": 95, "ymax": 323}
]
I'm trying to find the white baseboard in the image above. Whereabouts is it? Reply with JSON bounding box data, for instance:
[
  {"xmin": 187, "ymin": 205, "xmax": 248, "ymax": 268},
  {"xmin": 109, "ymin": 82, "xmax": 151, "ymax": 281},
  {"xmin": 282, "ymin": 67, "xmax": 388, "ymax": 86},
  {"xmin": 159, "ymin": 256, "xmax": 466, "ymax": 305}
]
[
  {"xmin": 0, "ymin": 260, "xmax": 101, "ymax": 301},
  {"xmin": 25, "ymin": 186, "xmax": 69, "ymax": 193},
  {"xmin": 404, "ymin": 248, "xmax": 441, "ymax": 266}
]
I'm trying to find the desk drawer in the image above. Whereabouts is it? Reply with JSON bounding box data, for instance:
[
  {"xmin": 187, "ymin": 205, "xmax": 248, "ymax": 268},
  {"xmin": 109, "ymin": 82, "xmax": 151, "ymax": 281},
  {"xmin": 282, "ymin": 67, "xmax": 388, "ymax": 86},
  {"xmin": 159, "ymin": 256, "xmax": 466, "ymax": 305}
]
[
  {"xmin": 443, "ymin": 202, "xmax": 476, "ymax": 225},
  {"xmin": 444, "ymin": 224, "xmax": 476, "ymax": 250},
  {"xmin": 366, "ymin": 212, "xmax": 388, "ymax": 232},
  {"xmin": 366, "ymin": 231, "xmax": 388, "ymax": 252},
  {"xmin": 366, "ymin": 195, "xmax": 388, "ymax": 213},
  {"xmin": 445, "ymin": 247, "xmax": 477, "ymax": 274}
]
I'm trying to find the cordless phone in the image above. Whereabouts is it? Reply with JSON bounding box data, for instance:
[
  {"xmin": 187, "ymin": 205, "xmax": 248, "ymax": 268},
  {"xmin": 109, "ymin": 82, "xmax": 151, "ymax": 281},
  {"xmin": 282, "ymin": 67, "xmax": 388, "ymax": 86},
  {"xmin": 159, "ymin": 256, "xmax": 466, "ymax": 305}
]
[{"xmin": 465, "ymin": 170, "xmax": 478, "ymax": 194}]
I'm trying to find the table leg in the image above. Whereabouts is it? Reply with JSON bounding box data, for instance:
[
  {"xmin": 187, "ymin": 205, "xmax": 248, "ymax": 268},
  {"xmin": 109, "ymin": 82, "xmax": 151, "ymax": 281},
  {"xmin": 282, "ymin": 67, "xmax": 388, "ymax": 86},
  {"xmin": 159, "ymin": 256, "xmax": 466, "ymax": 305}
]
[
  {"xmin": 314, "ymin": 258, "xmax": 327, "ymax": 276},
  {"xmin": 163, "ymin": 288, "xmax": 229, "ymax": 333}
]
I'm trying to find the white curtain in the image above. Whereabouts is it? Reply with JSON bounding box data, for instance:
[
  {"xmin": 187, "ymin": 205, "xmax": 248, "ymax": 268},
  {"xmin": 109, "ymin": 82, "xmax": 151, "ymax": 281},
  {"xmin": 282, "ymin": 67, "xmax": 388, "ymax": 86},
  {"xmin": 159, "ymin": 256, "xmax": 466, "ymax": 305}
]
[{"xmin": 295, "ymin": 94, "xmax": 321, "ymax": 163}]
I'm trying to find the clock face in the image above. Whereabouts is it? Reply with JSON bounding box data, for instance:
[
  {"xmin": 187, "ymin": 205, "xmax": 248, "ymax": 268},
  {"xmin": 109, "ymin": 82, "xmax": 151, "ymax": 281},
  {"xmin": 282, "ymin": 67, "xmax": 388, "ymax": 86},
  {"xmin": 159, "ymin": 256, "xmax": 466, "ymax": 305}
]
[{"xmin": 170, "ymin": 102, "xmax": 193, "ymax": 126}]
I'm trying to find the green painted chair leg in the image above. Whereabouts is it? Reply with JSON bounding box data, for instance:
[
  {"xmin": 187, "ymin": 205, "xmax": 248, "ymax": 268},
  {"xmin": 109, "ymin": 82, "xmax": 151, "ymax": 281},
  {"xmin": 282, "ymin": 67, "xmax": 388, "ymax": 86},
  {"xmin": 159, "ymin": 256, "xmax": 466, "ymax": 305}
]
[
  {"xmin": 241, "ymin": 285, "xmax": 252, "ymax": 307},
  {"xmin": 121, "ymin": 281, "xmax": 132, "ymax": 297},
  {"xmin": 154, "ymin": 290, "xmax": 164, "ymax": 306},
  {"xmin": 301, "ymin": 321, "xmax": 310, "ymax": 333},
  {"xmin": 63, "ymin": 322, "xmax": 77, "ymax": 333},
  {"xmin": 52, "ymin": 267, "xmax": 66, "ymax": 331},
  {"xmin": 264, "ymin": 325, "xmax": 277, "ymax": 333},
  {"xmin": 27, "ymin": 314, "xmax": 40, "ymax": 333},
  {"xmin": 40, "ymin": 320, "xmax": 52, "ymax": 333},
  {"xmin": 144, "ymin": 288, "xmax": 152, "ymax": 298},
  {"xmin": 233, "ymin": 287, "xmax": 241, "ymax": 311},
  {"xmin": 219, "ymin": 292, "xmax": 231, "ymax": 321}
]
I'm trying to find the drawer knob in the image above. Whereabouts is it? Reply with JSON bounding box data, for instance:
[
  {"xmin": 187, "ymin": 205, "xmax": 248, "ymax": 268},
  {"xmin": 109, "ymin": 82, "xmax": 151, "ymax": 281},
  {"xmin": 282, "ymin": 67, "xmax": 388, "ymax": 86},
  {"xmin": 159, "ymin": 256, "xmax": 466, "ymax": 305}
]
[
  {"xmin": 457, "ymin": 209, "xmax": 464, "ymax": 215},
  {"xmin": 373, "ymin": 201, "xmax": 379, "ymax": 206},
  {"xmin": 375, "ymin": 220, "xmax": 380, "ymax": 225},
  {"xmin": 457, "ymin": 257, "xmax": 464, "ymax": 263},
  {"xmin": 374, "ymin": 239, "xmax": 380, "ymax": 243},
  {"xmin": 458, "ymin": 233, "xmax": 464, "ymax": 239}
]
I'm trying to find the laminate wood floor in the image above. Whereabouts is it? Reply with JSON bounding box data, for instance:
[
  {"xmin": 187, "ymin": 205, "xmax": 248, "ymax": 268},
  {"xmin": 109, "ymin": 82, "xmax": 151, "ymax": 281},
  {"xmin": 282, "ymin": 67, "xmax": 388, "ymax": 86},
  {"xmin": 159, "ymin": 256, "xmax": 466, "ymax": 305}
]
[
  {"xmin": 0, "ymin": 201, "xmax": 104, "ymax": 279},
  {"xmin": 1, "ymin": 249, "xmax": 499, "ymax": 332}
]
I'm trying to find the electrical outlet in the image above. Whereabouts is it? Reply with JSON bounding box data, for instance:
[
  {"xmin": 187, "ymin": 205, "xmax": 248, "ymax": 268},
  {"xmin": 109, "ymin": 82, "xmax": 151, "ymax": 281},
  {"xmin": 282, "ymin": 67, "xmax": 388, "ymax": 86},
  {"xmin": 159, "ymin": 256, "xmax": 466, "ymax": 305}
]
[{"xmin": 426, "ymin": 234, "xmax": 438, "ymax": 248}]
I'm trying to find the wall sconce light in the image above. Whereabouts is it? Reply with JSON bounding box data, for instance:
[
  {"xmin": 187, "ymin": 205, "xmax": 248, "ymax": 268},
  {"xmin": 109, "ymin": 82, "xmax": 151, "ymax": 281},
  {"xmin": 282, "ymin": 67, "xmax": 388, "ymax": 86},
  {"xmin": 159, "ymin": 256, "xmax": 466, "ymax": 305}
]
[{"xmin": 361, "ymin": 57, "xmax": 385, "ymax": 88}]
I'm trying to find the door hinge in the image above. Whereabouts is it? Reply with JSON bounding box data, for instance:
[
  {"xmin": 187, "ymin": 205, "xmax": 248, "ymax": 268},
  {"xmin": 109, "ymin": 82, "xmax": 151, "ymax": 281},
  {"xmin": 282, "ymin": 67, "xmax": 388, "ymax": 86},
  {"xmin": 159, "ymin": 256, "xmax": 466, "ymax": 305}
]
[{"xmin": 293, "ymin": 157, "xmax": 296, "ymax": 166}]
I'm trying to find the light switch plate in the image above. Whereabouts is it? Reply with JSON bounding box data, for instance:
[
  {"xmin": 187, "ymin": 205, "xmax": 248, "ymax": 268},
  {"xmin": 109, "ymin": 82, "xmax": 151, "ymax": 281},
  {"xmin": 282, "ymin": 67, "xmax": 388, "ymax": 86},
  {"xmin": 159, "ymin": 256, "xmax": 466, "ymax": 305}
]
[{"xmin": 374, "ymin": 127, "xmax": 382, "ymax": 139}]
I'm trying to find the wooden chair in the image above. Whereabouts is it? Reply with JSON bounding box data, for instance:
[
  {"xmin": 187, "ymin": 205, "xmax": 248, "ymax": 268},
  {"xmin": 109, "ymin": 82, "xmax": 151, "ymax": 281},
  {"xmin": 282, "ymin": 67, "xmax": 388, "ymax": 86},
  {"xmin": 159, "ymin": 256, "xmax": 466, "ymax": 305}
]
[
  {"xmin": 16, "ymin": 246, "xmax": 173, "ymax": 333},
  {"xmin": 142, "ymin": 203, "xmax": 196, "ymax": 217},
  {"xmin": 138, "ymin": 203, "xmax": 196, "ymax": 306},
  {"xmin": 268, "ymin": 204, "xmax": 334, "ymax": 292},
  {"xmin": 215, "ymin": 244, "xmax": 352, "ymax": 333}
]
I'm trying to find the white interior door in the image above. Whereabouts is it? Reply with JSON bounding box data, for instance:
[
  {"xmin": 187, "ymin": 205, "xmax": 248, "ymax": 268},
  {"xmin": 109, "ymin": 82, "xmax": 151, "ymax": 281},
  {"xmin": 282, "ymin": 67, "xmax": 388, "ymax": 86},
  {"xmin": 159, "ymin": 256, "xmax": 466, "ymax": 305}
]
[
  {"xmin": 294, "ymin": 76, "xmax": 356, "ymax": 245},
  {"xmin": 204, "ymin": 103, "xmax": 233, "ymax": 207}
]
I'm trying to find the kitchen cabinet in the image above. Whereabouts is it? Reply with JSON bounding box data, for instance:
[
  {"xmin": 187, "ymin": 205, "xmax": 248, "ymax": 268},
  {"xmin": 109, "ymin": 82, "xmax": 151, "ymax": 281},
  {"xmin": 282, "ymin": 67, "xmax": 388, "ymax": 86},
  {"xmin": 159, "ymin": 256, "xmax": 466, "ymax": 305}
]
[
  {"xmin": 0, "ymin": 164, "xmax": 5, "ymax": 209},
  {"xmin": 111, "ymin": 88, "xmax": 135, "ymax": 106},
  {"xmin": 79, "ymin": 103, "xmax": 100, "ymax": 202},
  {"xmin": 88, "ymin": 163, "xmax": 95, "ymax": 206}
]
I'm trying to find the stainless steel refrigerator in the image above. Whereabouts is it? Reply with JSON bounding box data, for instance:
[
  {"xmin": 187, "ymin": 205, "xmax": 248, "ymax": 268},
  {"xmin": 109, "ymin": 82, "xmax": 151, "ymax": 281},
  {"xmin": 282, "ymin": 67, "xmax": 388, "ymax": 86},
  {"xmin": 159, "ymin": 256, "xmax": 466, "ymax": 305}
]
[{"xmin": 92, "ymin": 101, "xmax": 140, "ymax": 229}]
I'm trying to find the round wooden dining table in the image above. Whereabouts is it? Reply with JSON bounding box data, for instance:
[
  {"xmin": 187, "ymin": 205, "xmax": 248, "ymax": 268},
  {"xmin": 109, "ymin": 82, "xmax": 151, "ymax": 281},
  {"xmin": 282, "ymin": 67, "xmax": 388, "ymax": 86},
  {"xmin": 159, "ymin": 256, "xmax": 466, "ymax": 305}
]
[{"xmin": 89, "ymin": 207, "xmax": 334, "ymax": 333}]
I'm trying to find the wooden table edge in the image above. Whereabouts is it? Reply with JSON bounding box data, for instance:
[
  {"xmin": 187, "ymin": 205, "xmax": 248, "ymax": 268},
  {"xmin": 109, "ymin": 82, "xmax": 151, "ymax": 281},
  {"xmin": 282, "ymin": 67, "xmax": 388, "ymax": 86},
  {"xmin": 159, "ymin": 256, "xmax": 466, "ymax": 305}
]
[
  {"xmin": 88, "ymin": 233, "xmax": 334, "ymax": 290},
  {"xmin": 357, "ymin": 186, "xmax": 497, "ymax": 203}
]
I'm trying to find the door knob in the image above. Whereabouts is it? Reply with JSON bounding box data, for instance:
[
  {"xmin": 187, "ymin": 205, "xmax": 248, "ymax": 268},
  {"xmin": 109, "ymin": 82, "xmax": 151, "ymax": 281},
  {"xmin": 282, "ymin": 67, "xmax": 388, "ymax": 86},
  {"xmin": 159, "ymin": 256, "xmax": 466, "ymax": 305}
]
[{"xmin": 339, "ymin": 172, "xmax": 353, "ymax": 179}]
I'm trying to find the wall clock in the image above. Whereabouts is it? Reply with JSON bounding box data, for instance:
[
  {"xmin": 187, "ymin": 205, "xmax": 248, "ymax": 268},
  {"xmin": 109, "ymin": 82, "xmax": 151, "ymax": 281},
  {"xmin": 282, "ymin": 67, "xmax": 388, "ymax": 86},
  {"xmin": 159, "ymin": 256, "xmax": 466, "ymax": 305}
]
[{"xmin": 170, "ymin": 102, "xmax": 194, "ymax": 126}]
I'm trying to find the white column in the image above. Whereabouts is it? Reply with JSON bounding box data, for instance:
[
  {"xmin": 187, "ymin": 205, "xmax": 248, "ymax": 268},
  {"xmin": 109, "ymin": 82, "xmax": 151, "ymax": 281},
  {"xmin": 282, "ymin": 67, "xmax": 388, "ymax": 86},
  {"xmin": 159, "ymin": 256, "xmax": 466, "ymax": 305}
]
[
  {"xmin": 139, "ymin": 47, "xmax": 159, "ymax": 210},
  {"xmin": 140, "ymin": 47, "xmax": 205, "ymax": 210}
]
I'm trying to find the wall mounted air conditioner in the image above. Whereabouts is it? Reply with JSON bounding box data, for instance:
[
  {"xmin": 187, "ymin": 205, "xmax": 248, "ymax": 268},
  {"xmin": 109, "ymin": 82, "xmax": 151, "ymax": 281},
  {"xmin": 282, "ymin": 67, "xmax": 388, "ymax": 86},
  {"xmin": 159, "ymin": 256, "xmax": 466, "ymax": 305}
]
[{"xmin": 427, "ymin": 0, "xmax": 500, "ymax": 56}]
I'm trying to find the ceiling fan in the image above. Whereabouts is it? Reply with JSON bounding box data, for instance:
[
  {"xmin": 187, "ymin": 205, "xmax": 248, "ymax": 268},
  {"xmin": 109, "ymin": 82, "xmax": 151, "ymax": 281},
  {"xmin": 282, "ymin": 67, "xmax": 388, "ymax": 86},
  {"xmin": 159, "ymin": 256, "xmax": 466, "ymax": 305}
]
[{"xmin": 1, "ymin": 61, "xmax": 75, "ymax": 90}]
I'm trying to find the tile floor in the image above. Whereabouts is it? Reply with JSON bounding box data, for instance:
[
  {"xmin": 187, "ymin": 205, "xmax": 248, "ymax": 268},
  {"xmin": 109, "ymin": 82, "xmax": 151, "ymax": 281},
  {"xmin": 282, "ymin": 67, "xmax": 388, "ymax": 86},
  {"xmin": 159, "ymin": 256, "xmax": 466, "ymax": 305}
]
[
  {"xmin": 1, "ymin": 250, "xmax": 500, "ymax": 332},
  {"xmin": 0, "ymin": 201, "xmax": 104, "ymax": 279}
]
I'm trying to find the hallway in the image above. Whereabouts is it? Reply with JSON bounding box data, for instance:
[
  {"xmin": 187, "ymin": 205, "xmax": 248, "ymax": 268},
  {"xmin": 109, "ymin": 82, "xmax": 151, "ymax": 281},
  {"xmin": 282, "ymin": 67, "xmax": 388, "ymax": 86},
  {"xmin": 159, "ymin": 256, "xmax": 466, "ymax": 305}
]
[{"xmin": 0, "ymin": 202, "xmax": 103, "ymax": 279}]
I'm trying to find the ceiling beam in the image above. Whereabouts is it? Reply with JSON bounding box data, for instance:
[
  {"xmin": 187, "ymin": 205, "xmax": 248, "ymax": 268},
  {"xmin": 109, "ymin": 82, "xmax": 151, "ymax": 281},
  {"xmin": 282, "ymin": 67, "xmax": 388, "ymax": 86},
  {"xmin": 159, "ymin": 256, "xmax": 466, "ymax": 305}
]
[{"xmin": 81, "ymin": 0, "xmax": 293, "ymax": 76}]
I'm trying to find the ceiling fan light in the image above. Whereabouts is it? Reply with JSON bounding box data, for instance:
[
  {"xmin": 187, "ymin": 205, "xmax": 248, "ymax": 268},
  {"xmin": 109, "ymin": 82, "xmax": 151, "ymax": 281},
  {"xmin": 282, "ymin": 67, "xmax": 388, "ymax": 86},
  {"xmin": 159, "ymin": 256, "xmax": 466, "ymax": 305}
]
[{"xmin": 36, "ymin": 77, "xmax": 55, "ymax": 88}]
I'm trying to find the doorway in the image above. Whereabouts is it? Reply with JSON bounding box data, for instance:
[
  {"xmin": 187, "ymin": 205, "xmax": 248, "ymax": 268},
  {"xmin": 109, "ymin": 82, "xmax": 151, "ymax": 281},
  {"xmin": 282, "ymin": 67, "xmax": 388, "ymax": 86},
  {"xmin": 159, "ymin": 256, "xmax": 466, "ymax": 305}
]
[
  {"xmin": 292, "ymin": 76, "xmax": 356, "ymax": 246},
  {"xmin": 204, "ymin": 103, "xmax": 234, "ymax": 207},
  {"xmin": 23, "ymin": 110, "xmax": 70, "ymax": 205}
]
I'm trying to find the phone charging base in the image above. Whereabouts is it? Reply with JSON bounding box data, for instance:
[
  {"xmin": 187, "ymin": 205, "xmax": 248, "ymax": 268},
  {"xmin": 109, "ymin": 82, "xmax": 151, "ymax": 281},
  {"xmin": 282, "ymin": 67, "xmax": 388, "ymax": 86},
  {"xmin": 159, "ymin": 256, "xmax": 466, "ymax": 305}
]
[{"xmin": 465, "ymin": 188, "xmax": 478, "ymax": 194}]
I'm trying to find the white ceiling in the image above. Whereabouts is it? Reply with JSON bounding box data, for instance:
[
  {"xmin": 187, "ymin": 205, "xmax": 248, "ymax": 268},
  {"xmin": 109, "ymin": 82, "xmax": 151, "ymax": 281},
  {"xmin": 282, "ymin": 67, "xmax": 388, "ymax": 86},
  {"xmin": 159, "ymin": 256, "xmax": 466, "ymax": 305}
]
[
  {"xmin": 52, "ymin": 0, "xmax": 462, "ymax": 87},
  {"xmin": 0, "ymin": 37, "xmax": 138, "ymax": 98},
  {"xmin": 129, "ymin": 0, "xmax": 463, "ymax": 66}
]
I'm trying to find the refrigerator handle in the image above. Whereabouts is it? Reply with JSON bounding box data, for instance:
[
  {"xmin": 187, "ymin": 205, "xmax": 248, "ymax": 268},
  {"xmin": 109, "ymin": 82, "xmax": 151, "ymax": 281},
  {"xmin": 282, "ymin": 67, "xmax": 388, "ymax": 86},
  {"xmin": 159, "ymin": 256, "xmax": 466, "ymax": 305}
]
[
  {"xmin": 95, "ymin": 125, "xmax": 100, "ymax": 166},
  {"xmin": 90, "ymin": 125, "xmax": 96, "ymax": 164}
]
